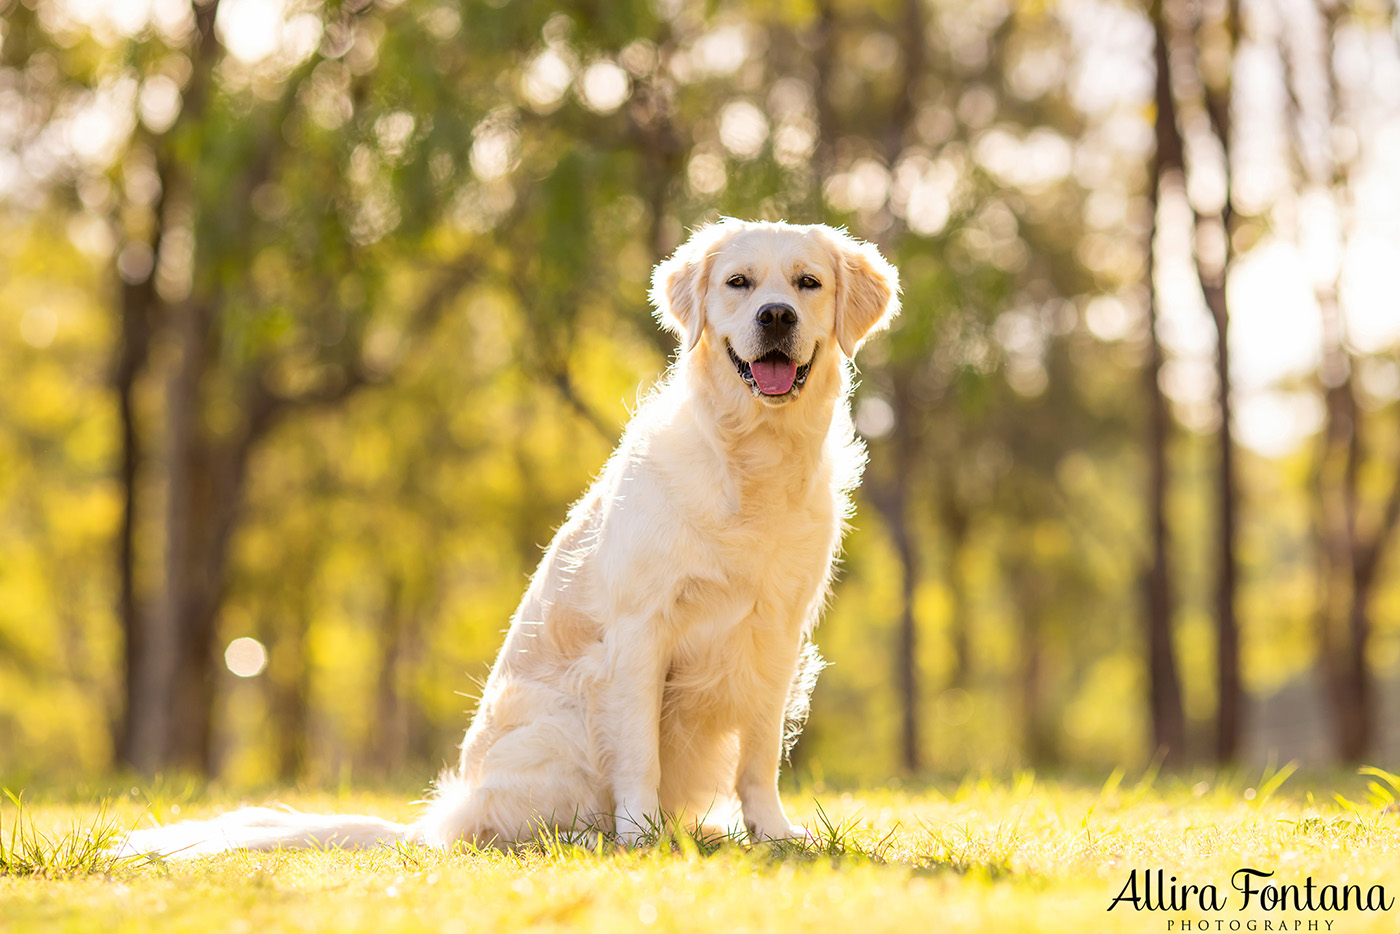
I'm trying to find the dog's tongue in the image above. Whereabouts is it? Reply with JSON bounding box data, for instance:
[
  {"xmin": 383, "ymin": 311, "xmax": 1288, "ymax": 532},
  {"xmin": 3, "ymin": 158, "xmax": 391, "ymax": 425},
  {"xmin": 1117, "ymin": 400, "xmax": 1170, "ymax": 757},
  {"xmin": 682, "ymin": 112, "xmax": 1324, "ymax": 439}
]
[{"xmin": 751, "ymin": 357, "xmax": 798, "ymax": 395}]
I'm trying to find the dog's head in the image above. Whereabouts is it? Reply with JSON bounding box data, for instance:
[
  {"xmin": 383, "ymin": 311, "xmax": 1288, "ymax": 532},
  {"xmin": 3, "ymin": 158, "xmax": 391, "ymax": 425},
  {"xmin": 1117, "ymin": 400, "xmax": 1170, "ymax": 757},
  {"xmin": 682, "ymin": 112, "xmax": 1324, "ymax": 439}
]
[{"xmin": 651, "ymin": 220, "xmax": 900, "ymax": 407}]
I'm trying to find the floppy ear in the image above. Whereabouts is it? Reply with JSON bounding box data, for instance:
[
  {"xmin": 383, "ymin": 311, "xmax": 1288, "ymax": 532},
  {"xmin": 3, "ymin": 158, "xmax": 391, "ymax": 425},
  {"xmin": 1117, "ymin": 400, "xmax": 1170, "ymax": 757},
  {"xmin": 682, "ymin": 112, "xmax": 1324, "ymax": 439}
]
[
  {"xmin": 826, "ymin": 229, "xmax": 901, "ymax": 358},
  {"xmin": 649, "ymin": 231, "xmax": 716, "ymax": 352}
]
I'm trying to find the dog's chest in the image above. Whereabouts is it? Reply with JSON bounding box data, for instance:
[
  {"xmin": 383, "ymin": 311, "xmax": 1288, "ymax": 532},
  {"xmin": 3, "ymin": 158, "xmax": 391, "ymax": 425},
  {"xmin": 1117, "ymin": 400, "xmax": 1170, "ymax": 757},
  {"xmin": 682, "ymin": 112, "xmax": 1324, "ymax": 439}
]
[
  {"xmin": 601, "ymin": 419, "xmax": 843, "ymax": 635},
  {"xmin": 661, "ymin": 473, "xmax": 836, "ymax": 645},
  {"xmin": 688, "ymin": 468, "xmax": 831, "ymax": 578}
]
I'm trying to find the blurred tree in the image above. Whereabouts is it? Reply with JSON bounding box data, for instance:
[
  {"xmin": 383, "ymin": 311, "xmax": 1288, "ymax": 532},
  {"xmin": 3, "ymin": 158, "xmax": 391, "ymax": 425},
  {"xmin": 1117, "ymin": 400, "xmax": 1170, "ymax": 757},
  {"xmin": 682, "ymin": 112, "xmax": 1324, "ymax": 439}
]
[
  {"xmin": 1143, "ymin": 0, "xmax": 1188, "ymax": 766},
  {"xmin": 3, "ymin": 0, "xmax": 542, "ymax": 771},
  {"xmin": 1280, "ymin": 0, "xmax": 1400, "ymax": 761},
  {"xmin": 1159, "ymin": 0, "xmax": 1244, "ymax": 763},
  {"xmin": 3, "ymin": 0, "xmax": 1399, "ymax": 786},
  {"xmin": 799, "ymin": 0, "xmax": 1108, "ymax": 772}
]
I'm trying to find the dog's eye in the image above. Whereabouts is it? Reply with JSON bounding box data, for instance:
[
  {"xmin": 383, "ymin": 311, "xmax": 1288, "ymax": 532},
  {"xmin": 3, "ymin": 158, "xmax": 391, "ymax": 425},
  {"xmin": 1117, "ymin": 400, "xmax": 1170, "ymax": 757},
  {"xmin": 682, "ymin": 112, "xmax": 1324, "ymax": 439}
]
[
  {"xmin": 798, "ymin": 275, "xmax": 822, "ymax": 290},
  {"xmin": 726, "ymin": 275, "xmax": 750, "ymax": 289}
]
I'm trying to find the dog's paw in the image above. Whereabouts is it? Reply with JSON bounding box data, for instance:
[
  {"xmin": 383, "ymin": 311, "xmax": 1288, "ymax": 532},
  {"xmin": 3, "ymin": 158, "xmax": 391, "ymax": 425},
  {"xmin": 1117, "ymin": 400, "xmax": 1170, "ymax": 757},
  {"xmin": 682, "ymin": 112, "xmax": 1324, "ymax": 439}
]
[
  {"xmin": 745, "ymin": 821, "xmax": 810, "ymax": 844},
  {"xmin": 612, "ymin": 812, "xmax": 659, "ymax": 849},
  {"xmin": 614, "ymin": 828, "xmax": 646, "ymax": 850}
]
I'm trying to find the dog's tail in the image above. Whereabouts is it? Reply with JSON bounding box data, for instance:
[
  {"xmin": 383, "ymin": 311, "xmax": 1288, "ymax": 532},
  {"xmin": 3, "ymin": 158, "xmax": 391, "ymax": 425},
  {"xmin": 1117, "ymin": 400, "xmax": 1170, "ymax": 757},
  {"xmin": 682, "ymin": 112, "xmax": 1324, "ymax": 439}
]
[{"xmin": 115, "ymin": 806, "xmax": 418, "ymax": 860}]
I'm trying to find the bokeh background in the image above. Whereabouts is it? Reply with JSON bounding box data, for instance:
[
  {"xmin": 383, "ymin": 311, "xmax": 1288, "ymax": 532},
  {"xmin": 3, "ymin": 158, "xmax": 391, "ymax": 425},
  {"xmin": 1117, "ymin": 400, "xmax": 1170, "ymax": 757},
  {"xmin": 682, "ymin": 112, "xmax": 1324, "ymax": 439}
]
[{"xmin": 2, "ymin": 0, "xmax": 1399, "ymax": 788}]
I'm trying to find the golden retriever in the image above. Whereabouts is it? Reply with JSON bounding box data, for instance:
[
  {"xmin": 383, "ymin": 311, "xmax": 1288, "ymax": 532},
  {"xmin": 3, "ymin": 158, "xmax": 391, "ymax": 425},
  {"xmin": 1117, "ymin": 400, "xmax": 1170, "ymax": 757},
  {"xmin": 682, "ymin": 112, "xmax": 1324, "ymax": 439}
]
[{"xmin": 120, "ymin": 219, "xmax": 899, "ymax": 856}]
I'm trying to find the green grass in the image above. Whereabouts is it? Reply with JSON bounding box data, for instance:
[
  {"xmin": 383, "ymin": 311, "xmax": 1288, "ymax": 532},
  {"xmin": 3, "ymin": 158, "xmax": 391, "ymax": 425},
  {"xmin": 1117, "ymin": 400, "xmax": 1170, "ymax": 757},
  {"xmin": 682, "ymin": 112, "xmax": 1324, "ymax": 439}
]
[
  {"xmin": 5, "ymin": 769, "xmax": 1400, "ymax": 932},
  {"xmin": 0, "ymin": 790, "xmax": 133, "ymax": 878}
]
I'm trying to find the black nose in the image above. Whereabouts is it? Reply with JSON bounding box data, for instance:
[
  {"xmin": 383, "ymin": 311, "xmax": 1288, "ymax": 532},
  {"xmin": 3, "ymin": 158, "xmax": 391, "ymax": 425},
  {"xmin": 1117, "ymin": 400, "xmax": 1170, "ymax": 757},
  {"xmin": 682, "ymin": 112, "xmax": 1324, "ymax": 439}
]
[{"xmin": 756, "ymin": 303, "xmax": 798, "ymax": 340}]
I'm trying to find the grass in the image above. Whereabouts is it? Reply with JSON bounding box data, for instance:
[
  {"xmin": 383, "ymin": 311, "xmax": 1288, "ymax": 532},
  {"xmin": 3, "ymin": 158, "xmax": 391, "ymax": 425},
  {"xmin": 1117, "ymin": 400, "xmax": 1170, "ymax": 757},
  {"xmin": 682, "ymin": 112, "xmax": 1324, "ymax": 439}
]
[
  {"xmin": 4, "ymin": 768, "xmax": 1400, "ymax": 932},
  {"xmin": 0, "ymin": 790, "xmax": 133, "ymax": 878}
]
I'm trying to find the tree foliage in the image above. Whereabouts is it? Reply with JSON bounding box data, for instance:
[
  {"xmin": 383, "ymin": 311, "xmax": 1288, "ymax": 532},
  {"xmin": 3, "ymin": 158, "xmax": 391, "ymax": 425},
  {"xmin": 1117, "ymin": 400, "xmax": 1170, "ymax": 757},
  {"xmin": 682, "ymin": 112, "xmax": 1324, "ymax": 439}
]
[{"xmin": 1, "ymin": 0, "xmax": 1398, "ymax": 783}]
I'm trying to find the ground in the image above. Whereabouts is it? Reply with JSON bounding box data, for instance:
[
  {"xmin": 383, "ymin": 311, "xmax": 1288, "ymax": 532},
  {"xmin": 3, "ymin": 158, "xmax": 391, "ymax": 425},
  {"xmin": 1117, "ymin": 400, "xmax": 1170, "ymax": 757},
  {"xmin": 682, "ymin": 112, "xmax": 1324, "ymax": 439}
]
[{"xmin": 4, "ymin": 769, "xmax": 1400, "ymax": 933}]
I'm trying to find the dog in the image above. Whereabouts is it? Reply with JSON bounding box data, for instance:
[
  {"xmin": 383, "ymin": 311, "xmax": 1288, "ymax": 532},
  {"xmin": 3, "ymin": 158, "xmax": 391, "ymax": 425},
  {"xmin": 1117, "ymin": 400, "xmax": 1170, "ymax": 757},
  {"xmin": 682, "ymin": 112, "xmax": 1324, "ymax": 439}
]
[{"xmin": 119, "ymin": 219, "xmax": 899, "ymax": 857}]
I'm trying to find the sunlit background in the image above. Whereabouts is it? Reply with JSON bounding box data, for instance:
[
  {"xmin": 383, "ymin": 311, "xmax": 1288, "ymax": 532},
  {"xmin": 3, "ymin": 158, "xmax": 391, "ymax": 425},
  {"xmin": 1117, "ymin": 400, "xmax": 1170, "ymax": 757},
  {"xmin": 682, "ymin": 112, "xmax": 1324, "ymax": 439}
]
[{"xmin": 2, "ymin": 0, "xmax": 1399, "ymax": 786}]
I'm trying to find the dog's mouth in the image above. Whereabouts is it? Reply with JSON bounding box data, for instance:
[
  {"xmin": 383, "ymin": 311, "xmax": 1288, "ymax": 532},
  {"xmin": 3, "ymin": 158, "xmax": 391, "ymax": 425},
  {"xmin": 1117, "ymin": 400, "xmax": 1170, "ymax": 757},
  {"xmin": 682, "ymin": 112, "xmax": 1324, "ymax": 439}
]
[{"xmin": 727, "ymin": 342, "xmax": 814, "ymax": 398}]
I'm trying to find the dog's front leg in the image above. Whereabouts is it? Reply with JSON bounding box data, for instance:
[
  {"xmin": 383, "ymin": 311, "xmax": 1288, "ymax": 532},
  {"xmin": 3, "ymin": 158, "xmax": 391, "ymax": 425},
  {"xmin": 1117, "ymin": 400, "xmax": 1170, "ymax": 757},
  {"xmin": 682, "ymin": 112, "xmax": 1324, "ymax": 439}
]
[
  {"xmin": 600, "ymin": 619, "xmax": 668, "ymax": 847},
  {"xmin": 736, "ymin": 632, "xmax": 807, "ymax": 842}
]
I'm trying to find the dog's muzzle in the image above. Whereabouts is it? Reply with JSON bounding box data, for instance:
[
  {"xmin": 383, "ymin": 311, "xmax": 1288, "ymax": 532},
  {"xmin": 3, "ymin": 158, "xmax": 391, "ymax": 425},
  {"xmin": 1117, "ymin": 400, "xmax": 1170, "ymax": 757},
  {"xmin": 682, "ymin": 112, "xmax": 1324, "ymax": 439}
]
[{"xmin": 727, "ymin": 342, "xmax": 815, "ymax": 398}]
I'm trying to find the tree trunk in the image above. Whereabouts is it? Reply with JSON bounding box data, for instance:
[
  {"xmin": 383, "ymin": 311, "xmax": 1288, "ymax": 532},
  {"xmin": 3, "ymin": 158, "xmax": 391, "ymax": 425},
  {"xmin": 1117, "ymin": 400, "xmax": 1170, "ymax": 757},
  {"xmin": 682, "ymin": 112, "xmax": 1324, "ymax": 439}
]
[
  {"xmin": 111, "ymin": 0, "xmax": 224, "ymax": 775},
  {"xmin": 1313, "ymin": 277, "xmax": 1368, "ymax": 760},
  {"xmin": 808, "ymin": 0, "xmax": 838, "ymax": 212},
  {"xmin": 155, "ymin": 300, "xmax": 213, "ymax": 771},
  {"xmin": 1171, "ymin": 0, "xmax": 1243, "ymax": 764},
  {"xmin": 121, "ymin": 304, "xmax": 211, "ymax": 772},
  {"xmin": 896, "ymin": 518, "xmax": 918, "ymax": 772},
  {"xmin": 137, "ymin": 294, "xmax": 269, "ymax": 774},
  {"xmin": 1142, "ymin": 288, "xmax": 1187, "ymax": 764},
  {"xmin": 1206, "ymin": 282, "xmax": 1242, "ymax": 763},
  {"xmin": 1334, "ymin": 457, "xmax": 1400, "ymax": 761},
  {"xmin": 1144, "ymin": 0, "xmax": 1188, "ymax": 766},
  {"xmin": 939, "ymin": 493, "xmax": 971, "ymax": 689},
  {"xmin": 370, "ymin": 579, "xmax": 409, "ymax": 777},
  {"xmin": 175, "ymin": 397, "xmax": 269, "ymax": 772},
  {"xmin": 888, "ymin": 496, "xmax": 921, "ymax": 774},
  {"xmin": 868, "ymin": 382, "xmax": 923, "ymax": 774},
  {"xmin": 1337, "ymin": 574, "xmax": 1373, "ymax": 761},
  {"xmin": 1018, "ymin": 576, "xmax": 1057, "ymax": 766},
  {"xmin": 113, "ymin": 276, "xmax": 153, "ymax": 770},
  {"xmin": 119, "ymin": 303, "xmax": 238, "ymax": 776},
  {"xmin": 274, "ymin": 607, "xmax": 312, "ymax": 782}
]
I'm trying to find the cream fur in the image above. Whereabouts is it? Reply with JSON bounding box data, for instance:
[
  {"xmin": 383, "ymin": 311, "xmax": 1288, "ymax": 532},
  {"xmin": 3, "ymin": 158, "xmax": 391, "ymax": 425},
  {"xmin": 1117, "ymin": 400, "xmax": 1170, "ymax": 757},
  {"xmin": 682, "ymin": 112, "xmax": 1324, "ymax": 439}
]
[{"xmin": 118, "ymin": 219, "xmax": 899, "ymax": 858}]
